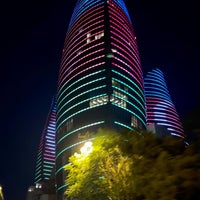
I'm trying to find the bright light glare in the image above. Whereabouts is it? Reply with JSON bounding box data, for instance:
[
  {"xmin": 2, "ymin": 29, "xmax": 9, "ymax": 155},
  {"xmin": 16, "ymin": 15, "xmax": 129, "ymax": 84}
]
[{"xmin": 80, "ymin": 141, "xmax": 93, "ymax": 155}]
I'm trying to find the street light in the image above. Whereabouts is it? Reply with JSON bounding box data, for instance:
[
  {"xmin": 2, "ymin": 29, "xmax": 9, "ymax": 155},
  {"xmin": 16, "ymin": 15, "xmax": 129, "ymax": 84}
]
[
  {"xmin": 80, "ymin": 141, "xmax": 93, "ymax": 155},
  {"xmin": 0, "ymin": 185, "xmax": 4, "ymax": 200}
]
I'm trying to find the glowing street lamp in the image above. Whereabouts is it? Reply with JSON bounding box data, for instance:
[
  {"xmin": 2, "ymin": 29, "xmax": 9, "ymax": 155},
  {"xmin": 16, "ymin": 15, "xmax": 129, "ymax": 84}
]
[
  {"xmin": 0, "ymin": 185, "xmax": 4, "ymax": 200},
  {"xmin": 80, "ymin": 141, "xmax": 93, "ymax": 155}
]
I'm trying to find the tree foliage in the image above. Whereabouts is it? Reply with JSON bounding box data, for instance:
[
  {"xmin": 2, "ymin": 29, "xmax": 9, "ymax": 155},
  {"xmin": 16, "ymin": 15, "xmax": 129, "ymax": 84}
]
[{"xmin": 65, "ymin": 129, "xmax": 200, "ymax": 200}]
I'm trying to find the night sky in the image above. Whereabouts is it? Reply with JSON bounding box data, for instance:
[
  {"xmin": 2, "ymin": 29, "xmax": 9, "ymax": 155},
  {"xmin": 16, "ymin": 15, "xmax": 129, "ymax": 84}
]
[{"xmin": 0, "ymin": 0, "xmax": 199, "ymax": 199}]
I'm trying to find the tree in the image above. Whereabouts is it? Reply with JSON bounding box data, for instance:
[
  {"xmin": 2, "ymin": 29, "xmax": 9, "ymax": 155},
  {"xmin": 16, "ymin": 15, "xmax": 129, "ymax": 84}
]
[{"xmin": 65, "ymin": 129, "xmax": 200, "ymax": 200}]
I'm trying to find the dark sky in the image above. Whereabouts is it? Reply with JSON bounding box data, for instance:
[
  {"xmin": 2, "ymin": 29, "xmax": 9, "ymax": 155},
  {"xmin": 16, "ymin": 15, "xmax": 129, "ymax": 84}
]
[{"xmin": 0, "ymin": 0, "xmax": 199, "ymax": 199}]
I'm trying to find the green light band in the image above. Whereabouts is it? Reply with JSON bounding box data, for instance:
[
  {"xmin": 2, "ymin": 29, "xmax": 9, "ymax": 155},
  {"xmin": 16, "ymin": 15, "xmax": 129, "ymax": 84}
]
[
  {"xmin": 114, "ymin": 121, "xmax": 133, "ymax": 130},
  {"xmin": 112, "ymin": 70, "xmax": 144, "ymax": 98},
  {"xmin": 112, "ymin": 77, "xmax": 144, "ymax": 103},
  {"xmin": 112, "ymin": 94, "xmax": 146, "ymax": 119},
  {"xmin": 57, "ymin": 120, "xmax": 105, "ymax": 145},
  {"xmin": 58, "ymin": 69, "xmax": 105, "ymax": 104},
  {"xmin": 112, "ymin": 102, "xmax": 146, "ymax": 127},
  {"xmin": 56, "ymin": 184, "xmax": 68, "ymax": 192},
  {"xmin": 57, "ymin": 85, "xmax": 106, "ymax": 129},
  {"xmin": 57, "ymin": 93, "xmax": 107, "ymax": 122},
  {"xmin": 112, "ymin": 85, "xmax": 145, "ymax": 111},
  {"xmin": 57, "ymin": 77, "xmax": 106, "ymax": 114}
]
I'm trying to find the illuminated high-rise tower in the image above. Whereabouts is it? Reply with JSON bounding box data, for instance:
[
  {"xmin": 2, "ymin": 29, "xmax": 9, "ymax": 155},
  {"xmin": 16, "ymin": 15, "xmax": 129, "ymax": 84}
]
[
  {"xmin": 56, "ymin": 0, "xmax": 146, "ymax": 197},
  {"xmin": 144, "ymin": 68, "xmax": 185, "ymax": 138},
  {"xmin": 34, "ymin": 97, "xmax": 56, "ymax": 183}
]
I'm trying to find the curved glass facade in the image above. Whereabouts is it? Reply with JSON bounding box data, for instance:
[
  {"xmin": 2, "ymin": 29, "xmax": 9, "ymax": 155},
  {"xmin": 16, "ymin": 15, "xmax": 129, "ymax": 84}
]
[
  {"xmin": 34, "ymin": 97, "xmax": 56, "ymax": 183},
  {"xmin": 56, "ymin": 0, "xmax": 145, "ymax": 196},
  {"xmin": 144, "ymin": 68, "xmax": 185, "ymax": 138}
]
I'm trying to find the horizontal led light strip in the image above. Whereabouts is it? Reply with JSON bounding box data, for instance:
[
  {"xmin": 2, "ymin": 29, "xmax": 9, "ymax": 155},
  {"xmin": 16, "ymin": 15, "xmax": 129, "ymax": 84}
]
[
  {"xmin": 112, "ymin": 70, "xmax": 144, "ymax": 99},
  {"xmin": 57, "ymin": 77, "xmax": 106, "ymax": 115},
  {"xmin": 112, "ymin": 62, "xmax": 144, "ymax": 92},
  {"xmin": 109, "ymin": 21, "xmax": 139, "ymax": 58},
  {"xmin": 58, "ymin": 69, "xmax": 105, "ymax": 103},
  {"xmin": 110, "ymin": 33, "xmax": 140, "ymax": 67},
  {"xmin": 58, "ymin": 79, "xmax": 106, "ymax": 113},
  {"xmin": 114, "ymin": 121, "xmax": 133, "ymax": 130},
  {"xmin": 66, "ymin": 18, "xmax": 104, "ymax": 48},
  {"xmin": 146, "ymin": 97, "xmax": 174, "ymax": 107},
  {"xmin": 62, "ymin": 35, "xmax": 104, "ymax": 70},
  {"xmin": 57, "ymin": 121, "xmax": 105, "ymax": 146},
  {"xmin": 112, "ymin": 85, "xmax": 145, "ymax": 109},
  {"xmin": 148, "ymin": 107, "xmax": 178, "ymax": 118},
  {"xmin": 109, "ymin": 9, "xmax": 137, "ymax": 48},
  {"xmin": 59, "ymin": 46, "xmax": 104, "ymax": 84},
  {"xmin": 147, "ymin": 112, "xmax": 180, "ymax": 121},
  {"xmin": 149, "ymin": 117, "xmax": 184, "ymax": 129},
  {"xmin": 56, "ymin": 184, "xmax": 68, "ymax": 193},
  {"xmin": 145, "ymin": 86, "xmax": 170, "ymax": 97},
  {"xmin": 110, "ymin": 24, "xmax": 140, "ymax": 65},
  {"xmin": 112, "ymin": 77, "xmax": 144, "ymax": 105},
  {"xmin": 111, "ymin": 102, "xmax": 145, "ymax": 127},
  {"xmin": 57, "ymin": 85, "xmax": 106, "ymax": 129},
  {"xmin": 68, "ymin": 0, "xmax": 104, "ymax": 29},
  {"xmin": 112, "ymin": 60, "xmax": 143, "ymax": 90},
  {"xmin": 109, "ymin": 0, "xmax": 131, "ymax": 22},
  {"xmin": 112, "ymin": 93, "xmax": 145, "ymax": 119},
  {"xmin": 59, "ymin": 63, "xmax": 105, "ymax": 99},
  {"xmin": 112, "ymin": 85, "xmax": 145, "ymax": 110},
  {"xmin": 111, "ymin": 38, "xmax": 140, "ymax": 70},
  {"xmin": 60, "ymin": 40, "xmax": 104, "ymax": 79},
  {"xmin": 112, "ymin": 86, "xmax": 145, "ymax": 117},
  {"xmin": 110, "ymin": 33, "xmax": 141, "ymax": 73},
  {"xmin": 112, "ymin": 46, "xmax": 142, "ymax": 83},
  {"xmin": 57, "ymin": 93, "xmax": 107, "ymax": 122},
  {"xmin": 59, "ymin": 54, "xmax": 105, "ymax": 89},
  {"xmin": 145, "ymin": 77, "xmax": 168, "ymax": 87},
  {"xmin": 61, "ymin": 23, "xmax": 104, "ymax": 68},
  {"xmin": 145, "ymin": 91, "xmax": 172, "ymax": 102},
  {"xmin": 147, "ymin": 108, "xmax": 179, "ymax": 120},
  {"xmin": 65, "ymin": 9, "xmax": 104, "ymax": 46},
  {"xmin": 156, "ymin": 123, "xmax": 184, "ymax": 132},
  {"xmin": 109, "ymin": 7, "xmax": 140, "ymax": 56}
]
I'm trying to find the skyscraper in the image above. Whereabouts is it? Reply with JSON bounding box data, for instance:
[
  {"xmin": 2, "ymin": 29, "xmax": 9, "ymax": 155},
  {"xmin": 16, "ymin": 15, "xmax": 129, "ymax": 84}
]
[
  {"xmin": 56, "ymin": 0, "xmax": 146, "ymax": 198},
  {"xmin": 144, "ymin": 68, "xmax": 185, "ymax": 138},
  {"xmin": 34, "ymin": 97, "xmax": 56, "ymax": 183}
]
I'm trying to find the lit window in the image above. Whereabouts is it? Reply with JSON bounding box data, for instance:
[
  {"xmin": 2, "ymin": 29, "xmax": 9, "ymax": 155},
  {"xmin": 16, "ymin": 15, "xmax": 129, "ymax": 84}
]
[
  {"xmin": 111, "ymin": 90, "xmax": 127, "ymax": 108},
  {"xmin": 77, "ymin": 51, "xmax": 82, "ymax": 55},
  {"xmin": 36, "ymin": 183, "xmax": 42, "ymax": 189},
  {"xmin": 90, "ymin": 95, "xmax": 108, "ymax": 107},
  {"xmin": 131, "ymin": 116, "xmax": 138, "ymax": 127},
  {"xmin": 86, "ymin": 33, "xmax": 91, "ymax": 44},
  {"xmin": 131, "ymin": 116, "xmax": 142, "ymax": 129},
  {"xmin": 112, "ymin": 79, "xmax": 120, "ymax": 87},
  {"xmin": 95, "ymin": 32, "xmax": 104, "ymax": 40},
  {"xmin": 111, "ymin": 48, "xmax": 117, "ymax": 53},
  {"xmin": 28, "ymin": 187, "xmax": 34, "ymax": 192}
]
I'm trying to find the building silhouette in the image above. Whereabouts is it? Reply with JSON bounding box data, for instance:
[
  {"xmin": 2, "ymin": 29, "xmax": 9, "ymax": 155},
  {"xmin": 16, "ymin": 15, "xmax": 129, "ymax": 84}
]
[
  {"xmin": 27, "ymin": 97, "xmax": 57, "ymax": 200},
  {"xmin": 56, "ymin": 0, "xmax": 146, "ymax": 198},
  {"xmin": 144, "ymin": 68, "xmax": 185, "ymax": 138},
  {"xmin": 34, "ymin": 97, "xmax": 56, "ymax": 183}
]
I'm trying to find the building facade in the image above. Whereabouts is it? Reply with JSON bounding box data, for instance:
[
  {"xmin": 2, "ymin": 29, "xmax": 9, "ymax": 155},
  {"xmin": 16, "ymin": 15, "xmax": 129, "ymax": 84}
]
[
  {"xmin": 56, "ymin": 0, "xmax": 146, "ymax": 198},
  {"xmin": 35, "ymin": 97, "xmax": 56, "ymax": 183},
  {"xmin": 144, "ymin": 68, "xmax": 185, "ymax": 138}
]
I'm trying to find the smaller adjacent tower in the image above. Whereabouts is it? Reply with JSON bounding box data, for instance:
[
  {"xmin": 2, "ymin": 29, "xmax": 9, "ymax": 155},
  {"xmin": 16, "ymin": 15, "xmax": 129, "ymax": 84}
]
[
  {"xmin": 144, "ymin": 68, "xmax": 185, "ymax": 138},
  {"xmin": 34, "ymin": 97, "xmax": 56, "ymax": 183}
]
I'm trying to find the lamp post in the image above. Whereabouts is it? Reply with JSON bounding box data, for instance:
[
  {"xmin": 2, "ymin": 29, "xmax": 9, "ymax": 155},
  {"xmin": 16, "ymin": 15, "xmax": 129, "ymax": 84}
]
[
  {"xmin": 0, "ymin": 185, "xmax": 4, "ymax": 200},
  {"xmin": 74, "ymin": 141, "xmax": 93, "ymax": 158},
  {"xmin": 80, "ymin": 141, "xmax": 93, "ymax": 155}
]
